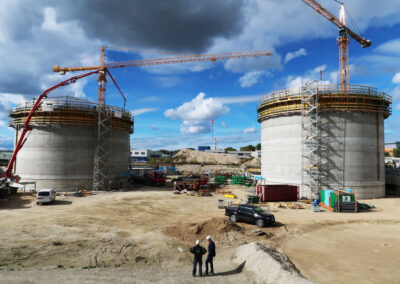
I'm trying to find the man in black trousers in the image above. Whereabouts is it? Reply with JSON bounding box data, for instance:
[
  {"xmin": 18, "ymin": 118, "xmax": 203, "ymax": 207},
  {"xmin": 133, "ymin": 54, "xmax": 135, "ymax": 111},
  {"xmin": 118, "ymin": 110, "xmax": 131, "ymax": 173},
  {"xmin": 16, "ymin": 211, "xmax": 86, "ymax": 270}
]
[
  {"xmin": 205, "ymin": 235, "xmax": 216, "ymax": 275},
  {"xmin": 190, "ymin": 240, "xmax": 207, "ymax": 277}
]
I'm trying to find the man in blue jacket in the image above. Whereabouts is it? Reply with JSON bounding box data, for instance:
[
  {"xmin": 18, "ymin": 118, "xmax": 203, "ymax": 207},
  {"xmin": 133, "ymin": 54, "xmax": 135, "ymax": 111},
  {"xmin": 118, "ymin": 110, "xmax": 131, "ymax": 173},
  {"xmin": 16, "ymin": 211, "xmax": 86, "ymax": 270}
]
[
  {"xmin": 205, "ymin": 235, "xmax": 216, "ymax": 275},
  {"xmin": 190, "ymin": 240, "xmax": 207, "ymax": 277}
]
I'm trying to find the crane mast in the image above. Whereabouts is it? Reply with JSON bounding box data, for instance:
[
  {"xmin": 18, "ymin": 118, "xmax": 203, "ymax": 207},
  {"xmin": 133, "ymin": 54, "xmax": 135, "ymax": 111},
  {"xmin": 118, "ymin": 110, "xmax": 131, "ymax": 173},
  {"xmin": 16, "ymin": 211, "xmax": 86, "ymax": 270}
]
[
  {"xmin": 55, "ymin": 47, "xmax": 272, "ymax": 191},
  {"xmin": 302, "ymin": 0, "xmax": 371, "ymax": 89}
]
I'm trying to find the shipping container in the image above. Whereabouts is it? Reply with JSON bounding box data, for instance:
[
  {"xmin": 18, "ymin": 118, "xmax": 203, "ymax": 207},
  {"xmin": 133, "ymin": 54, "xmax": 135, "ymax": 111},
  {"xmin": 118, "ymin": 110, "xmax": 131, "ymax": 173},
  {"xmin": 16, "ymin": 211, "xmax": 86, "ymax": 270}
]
[
  {"xmin": 198, "ymin": 146, "xmax": 211, "ymax": 151},
  {"xmin": 256, "ymin": 184, "xmax": 298, "ymax": 202}
]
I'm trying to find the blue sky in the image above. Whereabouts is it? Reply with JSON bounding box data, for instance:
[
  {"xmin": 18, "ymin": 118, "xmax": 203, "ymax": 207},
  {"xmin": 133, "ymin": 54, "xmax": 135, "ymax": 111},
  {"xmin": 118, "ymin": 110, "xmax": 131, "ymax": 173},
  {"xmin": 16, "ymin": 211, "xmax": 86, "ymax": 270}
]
[{"xmin": 1, "ymin": 0, "xmax": 400, "ymax": 150}]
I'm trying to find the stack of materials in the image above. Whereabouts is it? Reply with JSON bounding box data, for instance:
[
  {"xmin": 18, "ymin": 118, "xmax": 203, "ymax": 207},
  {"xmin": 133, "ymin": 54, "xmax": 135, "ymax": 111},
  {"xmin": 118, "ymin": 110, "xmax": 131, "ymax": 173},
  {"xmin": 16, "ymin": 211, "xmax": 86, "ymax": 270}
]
[
  {"xmin": 230, "ymin": 176, "xmax": 253, "ymax": 186},
  {"xmin": 214, "ymin": 175, "xmax": 227, "ymax": 185}
]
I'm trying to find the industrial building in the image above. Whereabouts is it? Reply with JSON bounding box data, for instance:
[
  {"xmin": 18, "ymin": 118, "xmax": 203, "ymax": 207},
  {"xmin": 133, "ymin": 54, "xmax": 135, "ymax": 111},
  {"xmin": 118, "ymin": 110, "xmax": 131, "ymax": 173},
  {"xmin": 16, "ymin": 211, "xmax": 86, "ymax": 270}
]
[
  {"xmin": 257, "ymin": 84, "xmax": 392, "ymax": 199},
  {"xmin": 131, "ymin": 149, "xmax": 168, "ymax": 162},
  {"xmin": 9, "ymin": 96, "xmax": 133, "ymax": 191},
  {"xmin": 0, "ymin": 151, "xmax": 12, "ymax": 166}
]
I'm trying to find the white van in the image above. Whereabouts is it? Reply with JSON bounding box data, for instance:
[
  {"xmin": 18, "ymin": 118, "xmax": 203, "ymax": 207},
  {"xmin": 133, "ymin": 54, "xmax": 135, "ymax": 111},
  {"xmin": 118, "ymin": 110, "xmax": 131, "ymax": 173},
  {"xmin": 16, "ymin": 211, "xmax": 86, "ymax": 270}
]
[{"xmin": 36, "ymin": 189, "xmax": 56, "ymax": 205}]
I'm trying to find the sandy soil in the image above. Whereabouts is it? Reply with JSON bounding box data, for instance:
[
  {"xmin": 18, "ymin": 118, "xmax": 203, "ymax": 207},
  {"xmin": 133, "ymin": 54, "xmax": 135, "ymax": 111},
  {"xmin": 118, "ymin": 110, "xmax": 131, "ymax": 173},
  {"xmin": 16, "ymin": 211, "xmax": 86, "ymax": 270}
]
[{"xmin": 0, "ymin": 186, "xmax": 399, "ymax": 283}]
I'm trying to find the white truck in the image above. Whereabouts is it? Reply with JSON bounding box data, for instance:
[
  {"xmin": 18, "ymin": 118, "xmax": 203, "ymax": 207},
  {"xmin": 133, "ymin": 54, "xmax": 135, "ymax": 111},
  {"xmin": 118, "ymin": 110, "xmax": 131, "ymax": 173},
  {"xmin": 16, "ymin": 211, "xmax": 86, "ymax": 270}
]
[{"xmin": 36, "ymin": 189, "xmax": 56, "ymax": 205}]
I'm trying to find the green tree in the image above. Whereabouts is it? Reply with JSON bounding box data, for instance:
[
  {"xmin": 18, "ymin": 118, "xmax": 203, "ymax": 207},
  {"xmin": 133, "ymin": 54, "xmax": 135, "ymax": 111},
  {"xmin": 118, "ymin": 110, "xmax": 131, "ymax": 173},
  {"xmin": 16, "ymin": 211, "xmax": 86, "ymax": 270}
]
[
  {"xmin": 256, "ymin": 143, "xmax": 261, "ymax": 150},
  {"xmin": 224, "ymin": 147, "xmax": 236, "ymax": 152},
  {"xmin": 159, "ymin": 149, "xmax": 170, "ymax": 155},
  {"xmin": 240, "ymin": 144, "xmax": 256, "ymax": 151},
  {"xmin": 393, "ymin": 147, "xmax": 400, "ymax": 157},
  {"xmin": 186, "ymin": 147, "xmax": 195, "ymax": 150}
]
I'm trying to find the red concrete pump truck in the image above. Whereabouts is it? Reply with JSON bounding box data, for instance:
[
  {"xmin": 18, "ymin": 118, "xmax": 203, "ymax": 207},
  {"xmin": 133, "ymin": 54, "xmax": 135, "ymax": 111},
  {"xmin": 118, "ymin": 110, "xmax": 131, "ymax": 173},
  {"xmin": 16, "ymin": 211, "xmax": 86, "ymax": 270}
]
[{"xmin": 0, "ymin": 70, "xmax": 105, "ymax": 198}]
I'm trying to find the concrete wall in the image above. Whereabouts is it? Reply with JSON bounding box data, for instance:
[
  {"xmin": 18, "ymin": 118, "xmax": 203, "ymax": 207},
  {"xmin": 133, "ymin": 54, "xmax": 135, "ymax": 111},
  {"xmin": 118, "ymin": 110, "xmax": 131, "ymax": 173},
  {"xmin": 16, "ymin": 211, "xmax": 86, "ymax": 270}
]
[
  {"xmin": 261, "ymin": 112, "xmax": 385, "ymax": 199},
  {"xmin": 15, "ymin": 125, "xmax": 130, "ymax": 191}
]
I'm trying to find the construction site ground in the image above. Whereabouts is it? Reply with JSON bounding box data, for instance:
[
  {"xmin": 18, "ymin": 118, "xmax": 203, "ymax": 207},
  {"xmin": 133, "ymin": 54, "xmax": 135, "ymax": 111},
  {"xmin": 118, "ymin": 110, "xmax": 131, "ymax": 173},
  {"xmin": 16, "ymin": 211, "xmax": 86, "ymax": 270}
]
[{"xmin": 0, "ymin": 185, "xmax": 399, "ymax": 283}]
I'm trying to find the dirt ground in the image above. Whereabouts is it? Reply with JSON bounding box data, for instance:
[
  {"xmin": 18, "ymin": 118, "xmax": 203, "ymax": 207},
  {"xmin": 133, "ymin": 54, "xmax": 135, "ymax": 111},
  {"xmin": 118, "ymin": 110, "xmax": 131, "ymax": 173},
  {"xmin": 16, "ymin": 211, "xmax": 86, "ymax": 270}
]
[{"xmin": 0, "ymin": 185, "xmax": 399, "ymax": 283}]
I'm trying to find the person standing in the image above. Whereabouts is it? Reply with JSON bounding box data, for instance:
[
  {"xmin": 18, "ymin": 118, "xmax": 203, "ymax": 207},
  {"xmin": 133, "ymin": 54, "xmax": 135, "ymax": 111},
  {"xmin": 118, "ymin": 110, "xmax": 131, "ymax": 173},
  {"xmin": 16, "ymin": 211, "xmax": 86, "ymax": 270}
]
[
  {"xmin": 205, "ymin": 235, "xmax": 216, "ymax": 275},
  {"xmin": 190, "ymin": 240, "xmax": 207, "ymax": 277}
]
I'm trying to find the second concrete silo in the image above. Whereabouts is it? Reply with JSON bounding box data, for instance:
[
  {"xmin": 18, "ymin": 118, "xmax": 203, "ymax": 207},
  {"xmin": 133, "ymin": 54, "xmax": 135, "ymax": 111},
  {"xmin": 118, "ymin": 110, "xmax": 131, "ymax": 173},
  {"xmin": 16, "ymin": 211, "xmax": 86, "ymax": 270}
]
[
  {"xmin": 9, "ymin": 96, "xmax": 133, "ymax": 191},
  {"xmin": 257, "ymin": 84, "xmax": 391, "ymax": 199}
]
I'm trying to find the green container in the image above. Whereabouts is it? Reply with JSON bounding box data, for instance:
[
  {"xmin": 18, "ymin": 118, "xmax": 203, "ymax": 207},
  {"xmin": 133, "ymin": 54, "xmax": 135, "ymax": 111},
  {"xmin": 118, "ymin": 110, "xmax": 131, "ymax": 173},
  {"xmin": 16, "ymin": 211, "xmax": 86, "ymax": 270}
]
[
  {"xmin": 330, "ymin": 191, "xmax": 355, "ymax": 208},
  {"xmin": 248, "ymin": 195, "xmax": 260, "ymax": 204},
  {"xmin": 320, "ymin": 190, "xmax": 325, "ymax": 204},
  {"xmin": 214, "ymin": 176, "xmax": 226, "ymax": 185}
]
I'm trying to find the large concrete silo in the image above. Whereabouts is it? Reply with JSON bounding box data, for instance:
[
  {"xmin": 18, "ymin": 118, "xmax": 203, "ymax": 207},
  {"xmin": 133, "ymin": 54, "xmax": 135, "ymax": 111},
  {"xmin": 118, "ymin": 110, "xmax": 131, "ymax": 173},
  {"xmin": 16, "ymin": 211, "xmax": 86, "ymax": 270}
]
[
  {"xmin": 9, "ymin": 96, "xmax": 133, "ymax": 191},
  {"xmin": 257, "ymin": 84, "xmax": 391, "ymax": 199}
]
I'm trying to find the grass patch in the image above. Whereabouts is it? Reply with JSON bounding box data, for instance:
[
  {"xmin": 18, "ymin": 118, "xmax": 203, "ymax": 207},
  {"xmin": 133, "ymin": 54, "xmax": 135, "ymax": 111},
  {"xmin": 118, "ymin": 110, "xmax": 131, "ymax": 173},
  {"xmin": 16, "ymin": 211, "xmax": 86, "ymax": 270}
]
[
  {"xmin": 82, "ymin": 265, "xmax": 96, "ymax": 269},
  {"xmin": 0, "ymin": 263, "xmax": 8, "ymax": 267},
  {"xmin": 52, "ymin": 241, "xmax": 63, "ymax": 246}
]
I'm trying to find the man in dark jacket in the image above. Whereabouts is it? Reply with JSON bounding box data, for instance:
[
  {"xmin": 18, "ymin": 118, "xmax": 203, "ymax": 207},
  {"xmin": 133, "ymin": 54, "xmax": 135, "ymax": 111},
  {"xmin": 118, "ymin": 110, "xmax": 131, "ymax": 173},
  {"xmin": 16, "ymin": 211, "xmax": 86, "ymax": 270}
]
[
  {"xmin": 190, "ymin": 240, "xmax": 207, "ymax": 277},
  {"xmin": 205, "ymin": 235, "xmax": 216, "ymax": 275}
]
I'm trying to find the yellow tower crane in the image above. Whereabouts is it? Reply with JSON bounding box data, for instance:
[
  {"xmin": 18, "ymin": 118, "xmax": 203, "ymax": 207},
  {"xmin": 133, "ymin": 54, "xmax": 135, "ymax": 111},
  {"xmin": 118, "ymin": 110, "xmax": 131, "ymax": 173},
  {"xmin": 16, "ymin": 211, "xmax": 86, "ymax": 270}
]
[
  {"xmin": 54, "ymin": 46, "xmax": 272, "ymax": 191},
  {"xmin": 303, "ymin": 0, "xmax": 371, "ymax": 89}
]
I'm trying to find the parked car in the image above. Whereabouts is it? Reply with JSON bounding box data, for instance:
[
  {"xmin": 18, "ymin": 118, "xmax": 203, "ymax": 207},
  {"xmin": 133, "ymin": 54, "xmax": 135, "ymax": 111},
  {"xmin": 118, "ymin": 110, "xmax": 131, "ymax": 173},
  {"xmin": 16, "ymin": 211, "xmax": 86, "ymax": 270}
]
[
  {"xmin": 225, "ymin": 204, "xmax": 275, "ymax": 227},
  {"xmin": 36, "ymin": 189, "xmax": 56, "ymax": 205}
]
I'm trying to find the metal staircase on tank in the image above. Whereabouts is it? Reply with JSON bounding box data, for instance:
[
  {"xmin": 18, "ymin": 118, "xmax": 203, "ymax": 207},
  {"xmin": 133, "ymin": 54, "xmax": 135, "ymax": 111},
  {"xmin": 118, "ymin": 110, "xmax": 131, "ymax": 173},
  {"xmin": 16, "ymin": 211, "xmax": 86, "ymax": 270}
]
[
  {"xmin": 301, "ymin": 81, "xmax": 320, "ymax": 199},
  {"xmin": 318, "ymin": 101, "xmax": 345, "ymax": 192}
]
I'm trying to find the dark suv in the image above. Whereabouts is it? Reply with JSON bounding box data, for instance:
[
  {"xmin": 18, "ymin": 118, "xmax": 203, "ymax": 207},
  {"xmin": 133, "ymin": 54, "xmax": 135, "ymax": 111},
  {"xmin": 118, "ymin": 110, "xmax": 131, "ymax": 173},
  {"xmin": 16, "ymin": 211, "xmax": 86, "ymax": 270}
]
[{"xmin": 225, "ymin": 204, "xmax": 275, "ymax": 227}]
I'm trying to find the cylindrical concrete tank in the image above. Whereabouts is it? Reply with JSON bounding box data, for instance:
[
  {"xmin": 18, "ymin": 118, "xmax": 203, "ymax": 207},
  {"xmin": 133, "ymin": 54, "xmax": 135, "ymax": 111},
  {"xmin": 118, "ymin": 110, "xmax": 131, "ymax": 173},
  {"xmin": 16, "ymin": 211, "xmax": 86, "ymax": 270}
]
[
  {"xmin": 9, "ymin": 96, "xmax": 133, "ymax": 191},
  {"xmin": 257, "ymin": 84, "xmax": 392, "ymax": 199}
]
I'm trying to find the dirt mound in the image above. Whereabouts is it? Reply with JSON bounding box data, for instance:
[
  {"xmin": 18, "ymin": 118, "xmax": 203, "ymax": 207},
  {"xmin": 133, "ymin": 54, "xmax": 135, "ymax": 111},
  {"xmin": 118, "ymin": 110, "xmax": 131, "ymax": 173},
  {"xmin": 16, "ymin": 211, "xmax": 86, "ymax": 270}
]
[
  {"xmin": 242, "ymin": 157, "xmax": 261, "ymax": 168},
  {"xmin": 165, "ymin": 218, "xmax": 242, "ymax": 244},
  {"xmin": 173, "ymin": 149, "xmax": 246, "ymax": 165},
  {"xmin": 234, "ymin": 242, "xmax": 313, "ymax": 283},
  {"xmin": 164, "ymin": 217, "xmax": 274, "ymax": 248}
]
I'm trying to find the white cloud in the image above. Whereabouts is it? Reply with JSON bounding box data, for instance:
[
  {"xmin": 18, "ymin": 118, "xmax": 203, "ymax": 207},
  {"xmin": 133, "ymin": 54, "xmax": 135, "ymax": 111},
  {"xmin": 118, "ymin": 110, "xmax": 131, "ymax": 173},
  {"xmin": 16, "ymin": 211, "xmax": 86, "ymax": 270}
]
[
  {"xmin": 0, "ymin": 93, "xmax": 25, "ymax": 109},
  {"xmin": 0, "ymin": 93, "xmax": 26, "ymax": 129},
  {"xmin": 165, "ymin": 92, "xmax": 229, "ymax": 122},
  {"xmin": 375, "ymin": 38, "xmax": 400, "ymax": 55},
  {"xmin": 151, "ymin": 124, "xmax": 159, "ymax": 130},
  {"xmin": 164, "ymin": 92, "xmax": 267, "ymax": 134},
  {"xmin": 243, "ymin": 127, "xmax": 258, "ymax": 133},
  {"xmin": 215, "ymin": 94, "xmax": 262, "ymax": 104},
  {"xmin": 180, "ymin": 121, "xmax": 211, "ymax": 135},
  {"xmin": 153, "ymin": 76, "xmax": 182, "ymax": 88},
  {"xmin": 221, "ymin": 121, "xmax": 228, "ymax": 128},
  {"xmin": 164, "ymin": 92, "xmax": 229, "ymax": 134},
  {"xmin": 285, "ymin": 65, "xmax": 335, "ymax": 89},
  {"xmin": 40, "ymin": 73, "xmax": 89, "ymax": 98},
  {"xmin": 131, "ymin": 108, "xmax": 158, "ymax": 116},
  {"xmin": 284, "ymin": 48, "xmax": 307, "ymax": 64},
  {"xmin": 239, "ymin": 71, "xmax": 265, "ymax": 87},
  {"xmin": 392, "ymin": 86, "xmax": 400, "ymax": 100},
  {"xmin": 0, "ymin": 134, "xmax": 13, "ymax": 149},
  {"xmin": 139, "ymin": 96, "xmax": 160, "ymax": 102},
  {"xmin": 0, "ymin": 5, "xmax": 100, "ymax": 99},
  {"xmin": 392, "ymin": 73, "xmax": 400, "ymax": 84}
]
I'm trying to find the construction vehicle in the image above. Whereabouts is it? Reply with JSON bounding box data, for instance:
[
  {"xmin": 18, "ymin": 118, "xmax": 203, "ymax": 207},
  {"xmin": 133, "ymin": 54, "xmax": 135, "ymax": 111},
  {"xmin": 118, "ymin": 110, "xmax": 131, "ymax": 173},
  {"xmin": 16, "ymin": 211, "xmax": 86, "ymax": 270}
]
[
  {"xmin": 303, "ymin": 0, "xmax": 371, "ymax": 88},
  {"xmin": 54, "ymin": 46, "xmax": 272, "ymax": 191},
  {"xmin": 0, "ymin": 69, "xmax": 113, "ymax": 199},
  {"xmin": 144, "ymin": 170, "xmax": 166, "ymax": 187}
]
